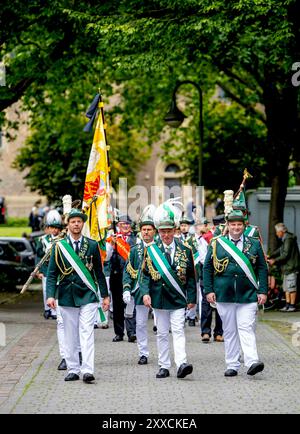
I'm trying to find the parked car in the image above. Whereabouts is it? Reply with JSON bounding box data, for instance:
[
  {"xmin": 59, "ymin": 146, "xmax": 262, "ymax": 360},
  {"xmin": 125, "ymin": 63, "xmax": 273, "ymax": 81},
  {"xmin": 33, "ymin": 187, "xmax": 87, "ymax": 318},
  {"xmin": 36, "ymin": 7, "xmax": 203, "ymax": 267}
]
[
  {"xmin": 0, "ymin": 237, "xmax": 36, "ymax": 270},
  {"xmin": 0, "ymin": 196, "xmax": 6, "ymax": 224},
  {"xmin": 0, "ymin": 241, "xmax": 31, "ymax": 290}
]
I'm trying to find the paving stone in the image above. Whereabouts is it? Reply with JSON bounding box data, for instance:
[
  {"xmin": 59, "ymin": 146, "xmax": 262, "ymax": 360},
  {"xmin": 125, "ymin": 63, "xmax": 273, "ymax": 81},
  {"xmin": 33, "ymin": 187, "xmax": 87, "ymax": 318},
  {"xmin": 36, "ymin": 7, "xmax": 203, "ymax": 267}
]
[{"xmin": 0, "ymin": 298, "xmax": 300, "ymax": 414}]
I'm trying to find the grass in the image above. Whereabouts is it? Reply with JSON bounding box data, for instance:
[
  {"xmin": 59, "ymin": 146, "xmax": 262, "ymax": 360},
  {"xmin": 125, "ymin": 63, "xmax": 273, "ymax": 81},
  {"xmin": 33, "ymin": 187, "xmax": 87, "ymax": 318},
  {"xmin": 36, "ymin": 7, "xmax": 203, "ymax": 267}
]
[{"xmin": 0, "ymin": 227, "xmax": 31, "ymax": 237}]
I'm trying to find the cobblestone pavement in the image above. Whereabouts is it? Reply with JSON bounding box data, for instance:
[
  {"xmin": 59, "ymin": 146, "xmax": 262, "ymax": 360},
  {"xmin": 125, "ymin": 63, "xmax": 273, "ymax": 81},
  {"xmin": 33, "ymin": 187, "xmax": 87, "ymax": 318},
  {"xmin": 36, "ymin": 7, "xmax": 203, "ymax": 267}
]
[{"xmin": 0, "ymin": 294, "xmax": 300, "ymax": 414}]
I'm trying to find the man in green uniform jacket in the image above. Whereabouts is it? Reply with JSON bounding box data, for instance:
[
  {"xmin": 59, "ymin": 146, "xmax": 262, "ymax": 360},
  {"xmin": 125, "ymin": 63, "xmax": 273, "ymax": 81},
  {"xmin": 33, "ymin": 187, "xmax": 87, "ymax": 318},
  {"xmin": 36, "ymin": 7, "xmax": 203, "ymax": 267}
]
[
  {"xmin": 123, "ymin": 206, "xmax": 156, "ymax": 365},
  {"xmin": 203, "ymin": 210, "xmax": 268, "ymax": 378},
  {"xmin": 140, "ymin": 201, "xmax": 197, "ymax": 380},
  {"xmin": 46, "ymin": 208, "xmax": 109, "ymax": 383}
]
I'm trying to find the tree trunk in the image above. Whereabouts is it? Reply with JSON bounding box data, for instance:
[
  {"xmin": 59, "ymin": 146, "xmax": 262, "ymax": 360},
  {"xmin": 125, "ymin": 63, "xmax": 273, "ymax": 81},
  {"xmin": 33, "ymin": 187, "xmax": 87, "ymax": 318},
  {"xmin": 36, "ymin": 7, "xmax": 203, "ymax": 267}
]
[
  {"xmin": 268, "ymin": 171, "xmax": 288, "ymax": 253},
  {"xmin": 264, "ymin": 81, "xmax": 298, "ymax": 253}
]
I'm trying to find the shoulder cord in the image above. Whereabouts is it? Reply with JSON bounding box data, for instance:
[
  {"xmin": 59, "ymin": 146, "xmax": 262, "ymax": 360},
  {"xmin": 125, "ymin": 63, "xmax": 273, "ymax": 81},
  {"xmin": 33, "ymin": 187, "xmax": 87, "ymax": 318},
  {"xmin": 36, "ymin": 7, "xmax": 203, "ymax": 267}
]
[
  {"xmin": 55, "ymin": 244, "xmax": 73, "ymax": 276},
  {"xmin": 212, "ymin": 239, "xmax": 229, "ymax": 274},
  {"xmin": 145, "ymin": 250, "xmax": 161, "ymax": 281}
]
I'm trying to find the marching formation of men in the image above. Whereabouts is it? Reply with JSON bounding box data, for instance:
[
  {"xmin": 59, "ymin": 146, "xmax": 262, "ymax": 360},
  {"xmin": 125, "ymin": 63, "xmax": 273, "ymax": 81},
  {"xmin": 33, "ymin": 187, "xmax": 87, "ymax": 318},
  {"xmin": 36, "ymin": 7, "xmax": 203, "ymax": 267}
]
[{"xmin": 39, "ymin": 181, "xmax": 272, "ymax": 384}]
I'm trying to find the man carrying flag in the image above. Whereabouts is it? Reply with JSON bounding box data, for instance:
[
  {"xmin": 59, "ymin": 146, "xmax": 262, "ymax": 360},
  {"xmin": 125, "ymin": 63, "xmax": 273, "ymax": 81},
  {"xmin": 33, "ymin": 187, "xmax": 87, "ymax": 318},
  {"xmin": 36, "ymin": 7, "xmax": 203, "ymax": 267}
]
[
  {"xmin": 46, "ymin": 208, "xmax": 110, "ymax": 383},
  {"xmin": 82, "ymin": 93, "xmax": 112, "ymax": 327}
]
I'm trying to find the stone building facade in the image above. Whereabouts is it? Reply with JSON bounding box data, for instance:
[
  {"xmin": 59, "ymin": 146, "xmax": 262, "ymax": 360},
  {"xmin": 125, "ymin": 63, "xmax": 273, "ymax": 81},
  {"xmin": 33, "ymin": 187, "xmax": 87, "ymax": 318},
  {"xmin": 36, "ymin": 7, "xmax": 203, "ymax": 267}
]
[{"xmin": 0, "ymin": 103, "xmax": 46, "ymax": 218}]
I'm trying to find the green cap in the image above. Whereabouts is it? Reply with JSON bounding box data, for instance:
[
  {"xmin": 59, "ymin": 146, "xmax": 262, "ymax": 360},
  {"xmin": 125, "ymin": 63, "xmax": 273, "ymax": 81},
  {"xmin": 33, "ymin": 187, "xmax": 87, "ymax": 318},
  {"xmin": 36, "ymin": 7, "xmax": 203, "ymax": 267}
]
[
  {"xmin": 233, "ymin": 190, "xmax": 247, "ymax": 211},
  {"xmin": 66, "ymin": 208, "xmax": 88, "ymax": 223},
  {"xmin": 226, "ymin": 209, "xmax": 246, "ymax": 222}
]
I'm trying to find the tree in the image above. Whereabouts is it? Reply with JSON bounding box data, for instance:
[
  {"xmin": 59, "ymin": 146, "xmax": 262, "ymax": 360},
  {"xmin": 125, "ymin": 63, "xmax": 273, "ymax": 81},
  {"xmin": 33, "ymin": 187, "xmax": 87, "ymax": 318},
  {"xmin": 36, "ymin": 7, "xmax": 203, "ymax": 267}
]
[{"xmin": 71, "ymin": 0, "xmax": 299, "ymax": 250}]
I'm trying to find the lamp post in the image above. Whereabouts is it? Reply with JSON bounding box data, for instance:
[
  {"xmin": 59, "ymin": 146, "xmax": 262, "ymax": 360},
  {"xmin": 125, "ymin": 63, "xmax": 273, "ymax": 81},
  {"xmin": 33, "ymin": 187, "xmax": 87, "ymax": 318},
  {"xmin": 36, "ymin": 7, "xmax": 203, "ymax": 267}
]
[{"xmin": 164, "ymin": 80, "xmax": 204, "ymax": 187}]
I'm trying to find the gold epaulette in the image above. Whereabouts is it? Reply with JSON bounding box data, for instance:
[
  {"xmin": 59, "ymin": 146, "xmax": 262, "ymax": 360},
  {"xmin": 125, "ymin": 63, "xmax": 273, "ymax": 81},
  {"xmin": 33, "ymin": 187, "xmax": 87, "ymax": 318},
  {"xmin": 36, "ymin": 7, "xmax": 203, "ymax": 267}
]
[
  {"xmin": 126, "ymin": 261, "xmax": 139, "ymax": 279},
  {"xmin": 146, "ymin": 253, "xmax": 161, "ymax": 281},
  {"xmin": 211, "ymin": 238, "xmax": 229, "ymax": 274}
]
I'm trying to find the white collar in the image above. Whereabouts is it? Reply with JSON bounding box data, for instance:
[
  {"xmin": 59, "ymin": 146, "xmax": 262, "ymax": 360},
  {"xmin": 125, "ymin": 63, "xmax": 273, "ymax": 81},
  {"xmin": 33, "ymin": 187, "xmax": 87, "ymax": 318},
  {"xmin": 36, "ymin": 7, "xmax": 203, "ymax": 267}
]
[
  {"xmin": 69, "ymin": 234, "xmax": 83, "ymax": 245},
  {"xmin": 163, "ymin": 240, "xmax": 175, "ymax": 251},
  {"xmin": 229, "ymin": 234, "xmax": 244, "ymax": 243}
]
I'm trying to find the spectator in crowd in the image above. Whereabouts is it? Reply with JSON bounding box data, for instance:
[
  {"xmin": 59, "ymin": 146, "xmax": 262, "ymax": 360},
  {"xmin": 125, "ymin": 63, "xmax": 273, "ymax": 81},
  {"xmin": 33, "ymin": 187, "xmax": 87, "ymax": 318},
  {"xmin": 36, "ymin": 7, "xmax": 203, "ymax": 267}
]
[
  {"xmin": 28, "ymin": 206, "xmax": 42, "ymax": 232},
  {"xmin": 268, "ymin": 223, "xmax": 300, "ymax": 312}
]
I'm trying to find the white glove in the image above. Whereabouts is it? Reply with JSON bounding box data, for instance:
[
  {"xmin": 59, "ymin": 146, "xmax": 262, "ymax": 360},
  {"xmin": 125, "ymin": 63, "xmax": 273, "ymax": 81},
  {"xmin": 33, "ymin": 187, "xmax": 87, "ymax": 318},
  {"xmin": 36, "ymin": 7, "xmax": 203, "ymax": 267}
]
[{"xmin": 123, "ymin": 291, "xmax": 131, "ymax": 304}]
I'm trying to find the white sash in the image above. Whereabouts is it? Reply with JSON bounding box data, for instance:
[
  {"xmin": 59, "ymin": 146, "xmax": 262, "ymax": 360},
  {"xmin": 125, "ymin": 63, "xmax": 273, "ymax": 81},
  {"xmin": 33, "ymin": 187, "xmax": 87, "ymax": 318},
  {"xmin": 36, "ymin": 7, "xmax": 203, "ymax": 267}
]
[
  {"xmin": 42, "ymin": 235, "xmax": 51, "ymax": 252},
  {"xmin": 148, "ymin": 244, "xmax": 186, "ymax": 301},
  {"xmin": 217, "ymin": 237, "xmax": 258, "ymax": 290},
  {"xmin": 57, "ymin": 240, "xmax": 98, "ymax": 299},
  {"xmin": 247, "ymin": 227, "xmax": 256, "ymax": 237}
]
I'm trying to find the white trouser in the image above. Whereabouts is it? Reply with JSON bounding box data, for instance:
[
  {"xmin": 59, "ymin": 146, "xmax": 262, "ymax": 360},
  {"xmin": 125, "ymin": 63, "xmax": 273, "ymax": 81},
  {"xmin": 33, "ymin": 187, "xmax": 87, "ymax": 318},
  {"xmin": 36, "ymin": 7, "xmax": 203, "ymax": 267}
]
[
  {"xmin": 56, "ymin": 302, "xmax": 66, "ymax": 358},
  {"xmin": 136, "ymin": 305, "xmax": 150, "ymax": 358},
  {"xmin": 217, "ymin": 302, "xmax": 259, "ymax": 371},
  {"xmin": 154, "ymin": 308, "xmax": 187, "ymax": 369},
  {"xmin": 42, "ymin": 276, "xmax": 56, "ymax": 315},
  {"xmin": 60, "ymin": 303, "xmax": 98, "ymax": 375},
  {"xmin": 55, "ymin": 301, "xmax": 81, "ymax": 359}
]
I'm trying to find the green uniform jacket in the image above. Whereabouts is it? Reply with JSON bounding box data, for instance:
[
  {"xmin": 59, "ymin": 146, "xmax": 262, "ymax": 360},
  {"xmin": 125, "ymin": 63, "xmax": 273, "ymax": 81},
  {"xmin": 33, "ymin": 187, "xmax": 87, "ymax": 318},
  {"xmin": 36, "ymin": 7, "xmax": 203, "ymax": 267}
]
[
  {"xmin": 46, "ymin": 236, "xmax": 108, "ymax": 307},
  {"xmin": 180, "ymin": 234, "xmax": 202, "ymax": 281},
  {"xmin": 269, "ymin": 232, "xmax": 300, "ymax": 275},
  {"xmin": 203, "ymin": 235, "xmax": 268, "ymax": 303},
  {"xmin": 123, "ymin": 241, "xmax": 147, "ymax": 305},
  {"xmin": 36, "ymin": 233, "xmax": 52, "ymax": 275},
  {"xmin": 139, "ymin": 238, "xmax": 197, "ymax": 310}
]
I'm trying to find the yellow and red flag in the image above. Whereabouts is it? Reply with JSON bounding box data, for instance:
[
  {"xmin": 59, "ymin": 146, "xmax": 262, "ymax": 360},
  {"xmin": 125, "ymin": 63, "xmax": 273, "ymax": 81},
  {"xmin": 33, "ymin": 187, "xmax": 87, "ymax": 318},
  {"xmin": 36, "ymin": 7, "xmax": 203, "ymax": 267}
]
[{"xmin": 82, "ymin": 94, "xmax": 111, "ymax": 264}]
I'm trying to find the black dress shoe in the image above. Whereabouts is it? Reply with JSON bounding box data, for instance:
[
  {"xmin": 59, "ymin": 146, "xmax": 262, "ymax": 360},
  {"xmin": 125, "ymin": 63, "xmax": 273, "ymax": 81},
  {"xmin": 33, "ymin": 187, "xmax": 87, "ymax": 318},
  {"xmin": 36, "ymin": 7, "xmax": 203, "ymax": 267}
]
[
  {"xmin": 247, "ymin": 362, "xmax": 264, "ymax": 376},
  {"xmin": 177, "ymin": 363, "xmax": 193, "ymax": 379},
  {"xmin": 79, "ymin": 352, "xmax": 82, "ymax": 366},
  {"xmin": 112, "ymin": 335, "xmax": 123, "ymax": 342},
  {"xmin": 83, "ymin": 373, "xmax": 95, "ymax": 383},
  {"xmin": 224, "ymin": 369, "xmax": 238, "ymax": 377},
  {"xmin": 94, "ymin": 324, "xmax": 99, "ymax": 329},
  {"xmin": 57, "ymin": 358, "xmax": 67, "ymax": 370},
  {"xmin": 50, "ymin": 314, "xmax": 57, "ymax": 320},
  {"xmin": 43, "ymin": 310, "xmax": 51, "ymax": 319},
  {"xmin": 138, "ymin": 355, "xmax": 148, "ymax": 365},
  {"xmin": 156, "ymin": 368, "xmax": 170, "ymax": 378},
  {"xmin": 128, "ymin": 335, "xmax": 136, "ymax": 343},
  {"xmin": 188, "ymin": 319, "xmax": 196, "ymax": 327},
  {"xmin": 64, "ymin": 373, "xmax": 79, "ymax": 381}
]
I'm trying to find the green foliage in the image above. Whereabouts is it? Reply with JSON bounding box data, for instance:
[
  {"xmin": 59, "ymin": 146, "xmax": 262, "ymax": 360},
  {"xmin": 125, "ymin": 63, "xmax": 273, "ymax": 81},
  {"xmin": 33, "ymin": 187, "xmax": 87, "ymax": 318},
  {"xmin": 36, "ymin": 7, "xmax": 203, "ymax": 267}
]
[
  {"xmin": 0, "ymin": 0, "xmax": 299, "ymax": 208},
  {"xmin": 5, "ymin": 217, "xmax": 28, "ymax": 227}
]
